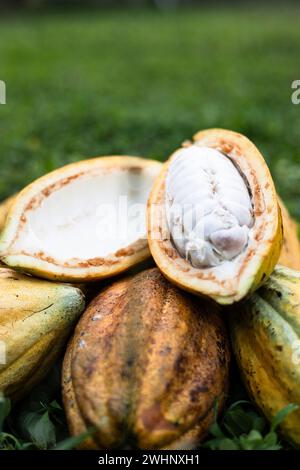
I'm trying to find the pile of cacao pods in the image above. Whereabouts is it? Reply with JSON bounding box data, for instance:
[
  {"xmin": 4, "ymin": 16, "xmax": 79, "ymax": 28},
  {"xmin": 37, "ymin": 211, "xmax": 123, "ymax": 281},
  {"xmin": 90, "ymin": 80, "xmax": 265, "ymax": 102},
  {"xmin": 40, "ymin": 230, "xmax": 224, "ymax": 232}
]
[{"xmin": 0, "ymin": 128, "xmax": 300, "ymax": 449}]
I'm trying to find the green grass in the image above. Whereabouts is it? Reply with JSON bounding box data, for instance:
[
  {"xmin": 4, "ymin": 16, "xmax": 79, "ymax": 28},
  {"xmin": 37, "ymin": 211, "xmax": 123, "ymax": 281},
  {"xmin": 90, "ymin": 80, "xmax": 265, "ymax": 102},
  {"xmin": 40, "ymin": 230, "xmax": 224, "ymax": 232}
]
[{"xmin": 1, "ymin": 7, "xmax": 300, "ymax": 217}]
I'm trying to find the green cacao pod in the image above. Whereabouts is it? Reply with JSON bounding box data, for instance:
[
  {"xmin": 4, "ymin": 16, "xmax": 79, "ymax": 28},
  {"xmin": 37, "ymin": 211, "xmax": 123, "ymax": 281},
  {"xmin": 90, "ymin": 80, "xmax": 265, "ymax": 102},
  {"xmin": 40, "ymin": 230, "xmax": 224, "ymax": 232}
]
[
  {"xmin": 230, "ymin": 265, "xmax": 300, "ymax": 446},
  {"xmin": 0, "ymin": 267, "xmax": 85, "ymax": 401},
  {"xmin": 62, "ymin": 268, "xmax": 230, "ymax": 450}
]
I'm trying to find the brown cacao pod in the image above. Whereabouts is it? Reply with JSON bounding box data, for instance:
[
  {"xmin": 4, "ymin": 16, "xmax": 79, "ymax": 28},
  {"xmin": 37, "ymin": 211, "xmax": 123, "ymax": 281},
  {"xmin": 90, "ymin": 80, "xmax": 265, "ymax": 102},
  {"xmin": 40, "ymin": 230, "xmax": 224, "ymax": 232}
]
[{"xmin": 62, "ymin": 268, "xmax": 230, "ymax": 450}]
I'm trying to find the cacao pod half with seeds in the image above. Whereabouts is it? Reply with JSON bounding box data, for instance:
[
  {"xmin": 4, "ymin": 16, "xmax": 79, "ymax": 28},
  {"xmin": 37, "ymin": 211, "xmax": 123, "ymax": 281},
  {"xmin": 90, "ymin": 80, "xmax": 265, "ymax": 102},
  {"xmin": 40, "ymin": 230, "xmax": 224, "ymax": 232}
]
[
  {"xmin": 0, "ymin": 267, "xmax": 85, "ymax": 401},
  {"xmin": 147, "ymin": 128, "xmax": 283, "ymax": 304},
  {"xmin": 230, "ymin": 265, "xmax": 300, "ymax": 446},
  {"xmin": 62, "ymin": 268, "xmax": 230, "ymax": 450},
  {"xmin": 0, "ymin": 156, "xmax": 161, "ymax": 282}
]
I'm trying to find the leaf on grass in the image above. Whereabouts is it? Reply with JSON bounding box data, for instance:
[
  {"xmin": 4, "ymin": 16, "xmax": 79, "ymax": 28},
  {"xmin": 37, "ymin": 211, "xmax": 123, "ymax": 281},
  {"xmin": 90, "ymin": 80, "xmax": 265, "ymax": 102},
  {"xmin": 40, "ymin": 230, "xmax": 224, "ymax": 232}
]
[
  {"xmin": 209, "ymin": 421, "xmax": 225, "ymax": 438},
  {"xmin": 261, "ymin": 432, "xmax": 280, "ymax": 450},
  {"xmin": 239, "ymin": 430, "xmax": 264, "ymax": 450},
  {"xmin": 53, "ymin": 427, "xmax": 97, "ymax": 450},
  {"xmin": 204, "ymin": 400, "xmax": 296, "ymax": 451},
  {"xmin": 224, "ymin": 407, "xmax": 266, "ymax": 437},
  {"xmin": 23, "ymin": 410, "xmax": 56, "ymax": 449},
  {"xmin": 270, "ymin": 404, "xmax": 299, "ymax": 432},
  {"xmin": 223, "ymin": 408, "xmax": 254, "ymax": 436},
  {"xmin": 213, "ymin": 438, "xmax": 240, "ymax": 450},
  {"xmin": 0, "ymin": 432, "xmax": 19, "ymax": 450}
]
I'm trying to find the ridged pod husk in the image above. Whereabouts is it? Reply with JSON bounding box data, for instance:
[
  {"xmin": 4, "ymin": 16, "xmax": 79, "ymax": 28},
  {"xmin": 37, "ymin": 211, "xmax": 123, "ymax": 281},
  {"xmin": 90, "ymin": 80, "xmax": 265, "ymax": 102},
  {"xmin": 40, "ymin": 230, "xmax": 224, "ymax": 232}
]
[
  {"xmin": 147, "ymin": 129, "xmax": 283, "ymax": 304},
  {"xmin": 230, "ymin": 266, "xmax": 300, "ymax": 446},
  {"xmin": 278, "ymin": 197, "xmax": 300, "ymax": 270},
  {"xmin": 0, "ymin": 267, "xmax": 85, "ymax": 401},
  {"xmin": 62, "ymin": 268, "xmax": 230, "ymax": 450}
]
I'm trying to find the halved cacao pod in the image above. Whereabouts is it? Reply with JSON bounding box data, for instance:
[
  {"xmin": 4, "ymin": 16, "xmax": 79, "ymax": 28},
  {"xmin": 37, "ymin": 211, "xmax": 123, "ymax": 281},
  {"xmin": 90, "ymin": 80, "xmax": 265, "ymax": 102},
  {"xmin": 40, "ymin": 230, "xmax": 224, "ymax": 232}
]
[
  {"xmin": 278, "ymin": 197, "xmax": 300, "ymax": 270},
  {"xmin": 0, "ymin": 267, "xmax": 84, "ymax": 401},
  {"xmin": 230, "ymin": 265, "xmax": 300, "ymax": 446},
  {"xmin": 62, "ymin": 268, "xmax": 230, "ymax": 450},
  {"xmin": 0, "ymin": 157, "xmax": 161, "ymax": 282},
  {"xmin": 147, "ymin": 129, "xmax": 283, "ymax": 304}
]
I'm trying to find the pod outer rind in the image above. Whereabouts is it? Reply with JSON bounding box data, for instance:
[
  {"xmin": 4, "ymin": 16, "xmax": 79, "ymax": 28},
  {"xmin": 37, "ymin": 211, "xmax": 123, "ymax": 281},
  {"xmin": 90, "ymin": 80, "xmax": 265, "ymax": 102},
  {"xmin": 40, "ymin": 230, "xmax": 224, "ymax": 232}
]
[
  {"xmin": 62, "ymin": 268, "xmax": 230, "ymax": 450},
  {"xmin": 0, "ymin": 157, "xmax": 162, "ymax": 282},
  {"xmin": 0, "ymin": 195, "xmax": 16, "ymax": 234},
  {"xmin": 278, "ymin": 197, "xmax": 300, "ymax": 270},
  {"xmin": 230, "ymin": 265, "xmax": 300, "ymax": 446},
  {"xmin": 147, "ymin": 128, "xmax": 283, "ymax": 305},
  {"xmin": 0, "ymin": 267, "xmax": 85, "ymax": 401}
]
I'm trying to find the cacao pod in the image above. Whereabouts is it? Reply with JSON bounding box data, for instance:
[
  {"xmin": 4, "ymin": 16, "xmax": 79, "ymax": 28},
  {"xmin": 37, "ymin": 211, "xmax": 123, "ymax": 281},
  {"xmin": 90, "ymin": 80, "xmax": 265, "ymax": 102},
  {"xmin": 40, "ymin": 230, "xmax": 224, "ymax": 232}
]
[
  {"xmin": 62, "ymin": 268, "xmax": 230, "ymax": 450},
  {"xmin": 0, "ymin": 267, "xmax": 85, "ymax": 401},
  {"xmin": 0, "ymin": 195, "xmax": 15, "ymax": 234},
  {"xmin": 278, "ymin": 197, "xmax": 300, "ymax": 270},
  {"xmin": 0, "ymin": 157, "xmax": 161, "ymax": 282},
  {"xmin": 230, "ymin": 265, "xmax": 300, "ymax": 446},
  {"xmin": 147, "ymin": 128, "xmax": 282, "ymax": 304}
]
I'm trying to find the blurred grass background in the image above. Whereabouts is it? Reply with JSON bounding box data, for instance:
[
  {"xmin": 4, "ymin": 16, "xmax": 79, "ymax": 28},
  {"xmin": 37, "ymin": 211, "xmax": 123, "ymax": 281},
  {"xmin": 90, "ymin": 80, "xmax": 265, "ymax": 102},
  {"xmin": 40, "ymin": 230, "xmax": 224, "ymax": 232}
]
[{"xmin": 0, "ymin": 7, "xmax": 300, "ymax": 217}]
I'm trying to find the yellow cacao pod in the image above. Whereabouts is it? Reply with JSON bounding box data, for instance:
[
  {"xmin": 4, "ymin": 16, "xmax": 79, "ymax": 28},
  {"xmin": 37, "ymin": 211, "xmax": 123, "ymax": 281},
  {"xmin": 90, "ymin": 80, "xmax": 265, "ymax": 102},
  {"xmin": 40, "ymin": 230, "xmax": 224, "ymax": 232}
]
[
  {"xmin": 230, "ymin": 265, "xmax": 300, "ymax": 446},
  {"xmin": 0, "ymin": 267, "xmax": 84, "ymax": 401},
  {"xmin": 0, "ymin": 157, "xmax": 161, "ymax": 282},
  {"xmin": 0, "ymin": 195, "xmax": 15, "ymax": 233},
  {"xmin": 278, "ymin": 197, "xmax": 300, "ymax": 270}
]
